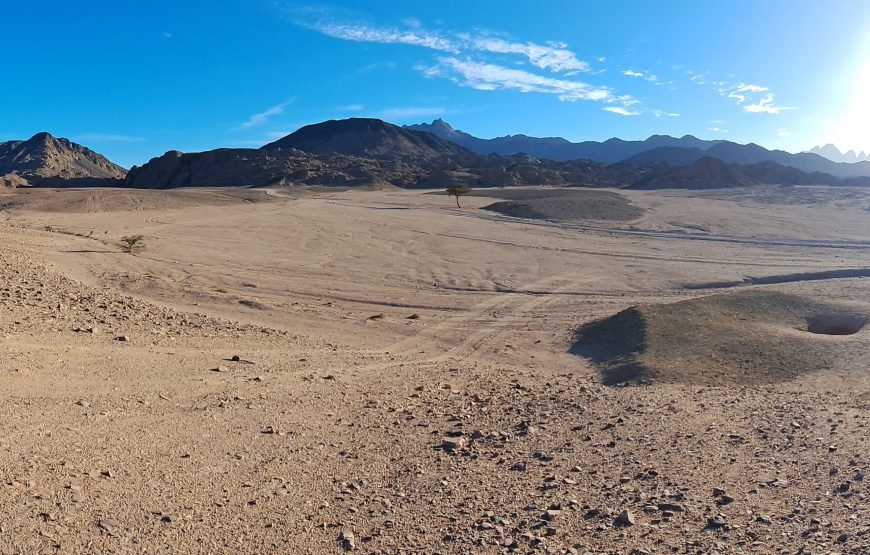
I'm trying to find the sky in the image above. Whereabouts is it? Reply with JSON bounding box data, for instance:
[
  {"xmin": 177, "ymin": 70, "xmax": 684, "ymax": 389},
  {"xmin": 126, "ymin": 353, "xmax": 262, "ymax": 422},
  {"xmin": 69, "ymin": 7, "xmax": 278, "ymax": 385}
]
[{"xmin": 2, "ymin": 0, "xmax": 869, "ymax": 168}]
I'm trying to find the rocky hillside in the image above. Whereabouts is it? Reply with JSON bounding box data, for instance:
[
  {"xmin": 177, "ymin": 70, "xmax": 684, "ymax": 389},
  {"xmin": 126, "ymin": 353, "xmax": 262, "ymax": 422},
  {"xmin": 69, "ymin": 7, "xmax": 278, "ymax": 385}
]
[
  {"xmin": 0, "ymin": 132, "xmax": 126, "ymax": 187},
  {"xmin": 263, "ymin": 118, "xmax": 476, "ymax": 165}
]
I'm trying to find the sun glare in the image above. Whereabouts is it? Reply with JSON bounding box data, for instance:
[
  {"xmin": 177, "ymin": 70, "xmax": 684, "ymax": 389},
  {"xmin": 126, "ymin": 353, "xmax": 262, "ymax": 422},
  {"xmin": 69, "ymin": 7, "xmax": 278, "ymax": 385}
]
[{"xmin": 829, "ymin": 42, "xmax": 870, "ymax": 153}]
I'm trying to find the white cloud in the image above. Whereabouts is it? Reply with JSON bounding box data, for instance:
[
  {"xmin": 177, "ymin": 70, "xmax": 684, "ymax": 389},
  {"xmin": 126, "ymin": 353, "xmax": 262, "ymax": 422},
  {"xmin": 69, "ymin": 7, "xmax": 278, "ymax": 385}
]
[
  {"xmin": 604, "ymin": 106, "xmax": 641, "ymax": 116},
  {"xmin": 727, "ymin": 91, "xmax": 746, "ymax": 103},
  {"xmin": 301, "ymin": 18, "xmax": 592, "ymax": 74},
  {"xmin": 743, "ymin": 93, "xmax": 794, "ymax": 114},
  {"xmin": 776, "ymin": 128, "xmax": 792, "ymax": 138},
  {"xmin": 233, "ymin": 99, "xmax": 295, "ymax": 131},
  {"xmin": 623, "ymin": 69, "xmax": 658, "ymax": 83},
  {"xmin": 313, "ymin": 22, "xmax": 459, "ymax": 52},
  {"xmin": 708, "ymin": 127, "xmax": 729, "ymax": 133},
  {"xmin": 424, "ymin": 57, "xmax": 617, "ymax": 103},
  {"xmin": 338, "ymin": 104, "xmax": 366, "ymax": 112},
  {"xmin": 466, "ymin": 36, "xmax": 590, "ymax": 72},
  {"xmin": 652, "ymin": 110, "xmax": 680, "ymax": 118},
  {"xmin": 736, "ymin": 83, "xmax": 768, "ymax": 93}
]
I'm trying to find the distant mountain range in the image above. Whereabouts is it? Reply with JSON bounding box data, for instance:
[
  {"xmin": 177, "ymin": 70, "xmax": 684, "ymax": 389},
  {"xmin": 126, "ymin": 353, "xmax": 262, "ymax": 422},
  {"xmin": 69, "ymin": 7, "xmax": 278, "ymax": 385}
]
[
  {"xmin": 808, "ymin": 144, "xmax": 870, "ymax": 163},
  {"xmin": 0, "ymin": 132, "xmax": 126, "ymax": 187},
  {"xmin": 406, "ymin": 119, "xmax": 870, "ymax": 179},
  {"xmin": 4, "ymin": 118, "xmax": 870, "ymax": 191}
]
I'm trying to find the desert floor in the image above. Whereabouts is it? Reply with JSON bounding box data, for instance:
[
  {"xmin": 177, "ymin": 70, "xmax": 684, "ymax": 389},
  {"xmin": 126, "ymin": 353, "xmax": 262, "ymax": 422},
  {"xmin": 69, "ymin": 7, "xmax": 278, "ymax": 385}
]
[{"xmin": 0, "ymin": 185, "xmax": 868, "ymax": 554}]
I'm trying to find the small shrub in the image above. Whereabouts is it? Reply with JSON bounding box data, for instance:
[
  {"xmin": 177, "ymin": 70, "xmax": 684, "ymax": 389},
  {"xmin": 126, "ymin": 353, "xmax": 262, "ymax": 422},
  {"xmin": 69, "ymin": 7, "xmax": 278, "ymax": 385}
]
[{"xmin": 120, "ymin": 235, "xmax": 145, "ymax": 254}]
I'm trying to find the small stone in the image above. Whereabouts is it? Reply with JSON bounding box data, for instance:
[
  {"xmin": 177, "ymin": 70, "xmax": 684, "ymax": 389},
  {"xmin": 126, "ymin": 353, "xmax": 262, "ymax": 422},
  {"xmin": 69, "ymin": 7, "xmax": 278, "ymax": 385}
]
[
  {"xmin": 115, "ymin": 335, "xmax": 129, "ymax": 342},
  {"xmin": 614, "ymin": 509, "xmax": 635, "ymax": 527},
  {"xmin": 339, "ymin": 530, "xmax": 355, "ymax": 551},
  {"xmin": 97, "ymin": 519, "xmax": 117, "ymax": 535},
  {"xmin": 441, "ymin": 437, "xmax": 467, "ymax": 451},
  {"xmin": 161, "ymin": 515, "xmax": 174, "ymax": 523},
  {"xmin": 707, "ymin": 515, "xmax": 726, "ymax": 529},
  {"xmin": 712, "ymin": 487, "xmax": 726, "ymax": 497}
]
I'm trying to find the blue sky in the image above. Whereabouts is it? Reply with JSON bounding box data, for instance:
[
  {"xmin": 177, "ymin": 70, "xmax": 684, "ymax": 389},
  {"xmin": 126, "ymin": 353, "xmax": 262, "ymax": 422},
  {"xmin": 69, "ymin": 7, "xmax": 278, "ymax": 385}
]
[{"xmin": 2, "ymin": 1, "xmax": 869, "ymax": 168}]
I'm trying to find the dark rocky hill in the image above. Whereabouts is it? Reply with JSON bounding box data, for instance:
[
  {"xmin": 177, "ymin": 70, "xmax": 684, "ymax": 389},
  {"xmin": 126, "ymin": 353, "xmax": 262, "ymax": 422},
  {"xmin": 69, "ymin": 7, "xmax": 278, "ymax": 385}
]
[
  {"xmin": 263, "ymin": 118, "xmax": 476, "ymax": 164},
  {"xmin": 0, "ymin": 132, "xmax": 126, "ymax": 187}
]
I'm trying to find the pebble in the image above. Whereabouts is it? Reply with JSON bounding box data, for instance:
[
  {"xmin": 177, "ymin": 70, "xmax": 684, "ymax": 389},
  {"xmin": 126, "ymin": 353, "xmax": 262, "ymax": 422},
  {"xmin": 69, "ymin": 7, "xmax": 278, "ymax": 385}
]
[
  {"xmin": 339, "ymin": 530, "xmax": 355, "ymax": 551},
  {"xmin": 97, "ymin": 520, "xmax": 117, "ymax": 535},
  {"xmin": 615, "ymin": 509, "xmax": 635, "ymax": 527}
]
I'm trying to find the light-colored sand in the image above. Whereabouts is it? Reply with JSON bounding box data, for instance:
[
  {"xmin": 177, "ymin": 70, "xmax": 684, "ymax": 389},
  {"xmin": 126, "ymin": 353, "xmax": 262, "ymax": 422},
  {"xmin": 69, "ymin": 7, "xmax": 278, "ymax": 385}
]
[{"xmin": 1, "ymin": 185, "xmax": 869, "ymax": 554}]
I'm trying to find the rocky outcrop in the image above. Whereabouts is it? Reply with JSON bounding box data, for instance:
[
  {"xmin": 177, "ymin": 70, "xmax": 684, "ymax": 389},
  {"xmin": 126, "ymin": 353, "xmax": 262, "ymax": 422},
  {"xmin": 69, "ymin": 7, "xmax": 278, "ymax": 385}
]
[{"xmin": 0, "ymin": 132, "xmax": 126, "ymax": 187}]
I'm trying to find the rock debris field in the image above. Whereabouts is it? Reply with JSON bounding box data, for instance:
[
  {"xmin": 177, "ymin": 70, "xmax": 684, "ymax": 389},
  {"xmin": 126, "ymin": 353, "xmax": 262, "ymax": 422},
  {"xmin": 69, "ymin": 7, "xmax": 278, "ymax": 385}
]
[{"xmin": 0, "ymin": 185, "xmax": 869, "ymax": 554}]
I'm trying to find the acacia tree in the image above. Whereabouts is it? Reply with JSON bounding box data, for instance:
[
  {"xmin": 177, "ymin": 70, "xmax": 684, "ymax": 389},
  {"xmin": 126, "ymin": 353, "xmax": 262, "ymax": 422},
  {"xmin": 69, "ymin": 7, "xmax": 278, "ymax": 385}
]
[{"xmin": 446, "ymin": 185, "xmax": 471, "ymax": 208}]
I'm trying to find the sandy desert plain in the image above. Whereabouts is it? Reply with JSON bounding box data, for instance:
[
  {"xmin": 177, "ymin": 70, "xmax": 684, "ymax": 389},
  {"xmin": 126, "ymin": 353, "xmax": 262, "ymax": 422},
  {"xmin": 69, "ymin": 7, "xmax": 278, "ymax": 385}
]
[{"xmin": 0, "ymin": 184, "xmax": 869, "ymax": 555}]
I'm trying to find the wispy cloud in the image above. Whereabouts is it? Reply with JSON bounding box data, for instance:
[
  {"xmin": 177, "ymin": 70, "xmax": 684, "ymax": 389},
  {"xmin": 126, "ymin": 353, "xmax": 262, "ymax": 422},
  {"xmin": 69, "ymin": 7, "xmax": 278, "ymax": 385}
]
[
  {"xmin": 337, "ymin": 104, "xmax": 366, "ymax": 112},
  {"xmin": 604, "ymin": 106, "xmax": 641, "ymax": 116},
  {"xmin": 233, "ymin": 99, "xmax": 295, "ymax": 131},
  {"xmin": 688, "ymin": 70, "xmax": 795, "ymax": 115},
  {"xmin": 708, "ymin": 126, "xmax": 729, "ymax": 133},
  {"xmin": 652, "ymin": 110, "xmax": 680, "ymax": 118},
  {"xmin": 312, "ymin": 21, "xmax": 459, "ymax": 52},
  {"xmin": 463, "ymin": 36, "xmax": 590, "ymax": 72},
  {"xmin": 623, "ymin": 69, "xmax": 658, "ymax": 83},
  {"xmin": 743, "ymin": 93, "xmax": 793, "ymax": 114},
  {"xmin": 776, "ymin": 128, "xmax": 791, "ymax": 138},
  {"xmin": 419, "ymin": 57, "xmax": 623, "ymax": 106},
  {"xmin": 301, "ymin": 16, "xmax": 594, "ymax": 75},
  {"xmin": 736, "ymin": 83, "xmax": 768, "ymax": 93},
  {"xmin": 76, "ymin": 133, "xmax": 146, "ymax": 143}
]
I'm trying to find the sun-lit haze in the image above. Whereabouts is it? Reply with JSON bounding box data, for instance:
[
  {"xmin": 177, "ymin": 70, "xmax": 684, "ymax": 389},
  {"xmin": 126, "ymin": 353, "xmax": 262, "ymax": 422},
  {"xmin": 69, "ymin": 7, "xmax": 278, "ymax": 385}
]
[
  {"xmin": 1, "ymin": 1, "xmax": 868, "ymax": 166},
  {"xmin": 822, "ymin": 28, "xmax": 870, "ymax": 154}
]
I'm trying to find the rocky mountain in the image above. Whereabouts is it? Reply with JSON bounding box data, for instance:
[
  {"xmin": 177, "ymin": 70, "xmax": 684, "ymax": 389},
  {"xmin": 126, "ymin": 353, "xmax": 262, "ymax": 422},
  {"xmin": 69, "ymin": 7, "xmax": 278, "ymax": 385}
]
[
  {"xmin": 407, "ymin": 119, "xmax": 870, "ymax": 179},
  {"xmin": 123, "ymin": 118, "xmax": 870, "ymax": 191},
  {"xmin": 808, "ymin": 144, "xmax": 870, "ymax": 163},
  {"xmin": 263, "ymin": 118, "xmax": 476, "ymax": 164},
  {"xmin": 405, "ymin": 119, "xmax": 724, "ymax": 162},
  {"xmin": 629, "ymin": 157, "xmax": 870, "ymax": 190},
  {"xmin": 0, "ymin": 132, "xmax": 126, "ymax": 187}
]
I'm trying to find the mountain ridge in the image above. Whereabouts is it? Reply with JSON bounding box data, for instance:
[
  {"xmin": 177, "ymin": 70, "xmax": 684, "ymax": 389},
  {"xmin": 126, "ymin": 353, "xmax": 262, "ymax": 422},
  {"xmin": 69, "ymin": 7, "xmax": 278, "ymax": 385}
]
[
  {"xmin": 0, "ymin": 132, "xmax": 126, "ymax": 187},
  {"xmin": 125, "ymin": 118, "xmax": 870, "ymax": 191},
  {"xmin": 406, "ymin": 119, "xmax": 870, "ymax": 179}
]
